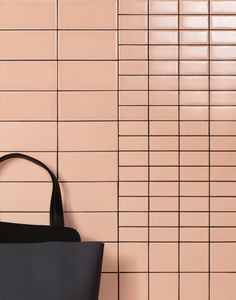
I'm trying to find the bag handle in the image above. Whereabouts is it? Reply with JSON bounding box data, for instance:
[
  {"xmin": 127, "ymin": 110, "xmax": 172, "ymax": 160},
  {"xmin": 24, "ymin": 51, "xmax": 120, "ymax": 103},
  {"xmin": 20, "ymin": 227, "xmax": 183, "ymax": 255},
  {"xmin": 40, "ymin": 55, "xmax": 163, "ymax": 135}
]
[{"xmin": 0, "ymin": 152, "xmax": 64, "ymax": 227}]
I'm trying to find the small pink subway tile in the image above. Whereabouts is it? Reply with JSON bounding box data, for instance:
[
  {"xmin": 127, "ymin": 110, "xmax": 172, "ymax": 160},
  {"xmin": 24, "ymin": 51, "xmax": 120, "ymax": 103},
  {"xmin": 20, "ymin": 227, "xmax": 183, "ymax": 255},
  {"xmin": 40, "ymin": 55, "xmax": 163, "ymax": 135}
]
[
  {"xmin": 150, "ymin": 121, "xmax": 178, "ymax": 135},
  {"xmin": 119, "ymin": 76, "xmax": 148, "ymax": 90},
  {"xmin": 119, "ymin": 15, "xmax": 147, "ymax": 30},
  {"xmin": 0, "ymin": 122, "xmax": 57, "ymax": 151},
  {"xmin": 180, "ymin": 1, "xmax": 208, "ymax": 14},
  {"xmin": 120, "ymin": 274, "xmax": 148, "ymax": 300},
  {"xmin": 119, "ymin": 212, "xmax": 148, "ymax": 227},
  {"xmin": 180, "ymin": 228, "xmax": 208, "ymax": 242},
  {"xmin": 180, "ymin": 31, "xmax": 208, "ymax": 45},
  {"xmin": 59, "ymin": 0, "xmax": 116, "ymax": 29},
  {"xmin": 180, "ymin": 212, "xmax": 208, "ymax": 226},
  {"xmin": 211, "ymin": 61, "xmax": 236, "ymax": 75},
  {"xmin": 180, "ymin": 16, "xmax": 208, "ymax": 29},
  {"xmin": 211, "ymin": 91, "xmax": 236, "ymax": 105},
  {"xmin": 119, "ymin": 227, "xmax": 148, "ymax": 242},
  {"xmin": 150, "ymin": 166, "xmax": 178, "ymax": 181},
  {"xmin": 211, "ymin": 197, "xmax": 236, "ymax": 211},
  {"xmin": 211, "ymin": 212, "xmax": 236, "ymax": 226},
  {"xmin": 180, "ymin": 91, "xmax": 208, "ymax": 105},
  {"xmin": 0, "ymin": 61, "xmax": 56, "ymax": 90},
  {"xmin": 150, "ymin": 212, "xmax": 178, "ymax": 226},
  {"xmin": 180, "ymin": 152, "xmax": 209, "ymax": 166},
  {"xmin": 150, "ymin": 106, "xmax": 178, "ymax": 120},
  {"xmin": 180, "ymin": 274, "xmax": 208, "ymax": 300},
  {"xmin": 150, "ymin": 0, "xmax": 178, "ymax": 14},
  {"xmin": 180, "ymin": 197, "xmax": 208, "ymax": 211},
  {"xmin": 211, "ymin": 182, "xmax": 236, "ymax": 196},
  {"xmin": 150, "ymin": 46, "xmax": 178, "ymax": 59},
  {"xmin": 150, "ymin": 76, "xmax": 178, "ymax": 90},
  {"xmin": 119, "ymin": 61, "xmax": 148, "ymax": 75},
  {"xmin": 211, "ymin": 16, "xmax": 236, "ymax": 29},
  {"xmin": 211, "ymin": 243, "xmax": 236, "ymax": 272},
  {"xmin": 180, "ymin": 106, "xmax": 208, "ymax": 120},
  {"xmin": 62, "ymin": 182, "xmax": 117, "ymax": 212},
  {"xmin": 211, "ymin": 46, "xmax": 236, "ymax": 59},
  {"xmin": 150, "ymin": 91, "xmax": 178, "ymax": 105},
  {"xmin": 59, "ymin": 152, "xmax": 117, "ymax": 182},
  {"xmin": 150, "ymin": 61, "xmax": 178, "ymax": 75},
  {"xmin": 119, "ymin": 0, "xmax": 147, "ymax": 14},
  {"xmin": 99, "ymin": 274, "xmax": 118, "ymax": 300},
  {"xmin": 119, "ymin": 136, "xmax": 148, "ymax": 151},
  {"xmin": 119, "ymin": 45, "xmax": 148, "ymax": 60},
  {"xmin": 180, "ymin": 46, "xmax": 208, "ymax": 60},
  {"xmin": 119, "ymin": 243, "xmax": 148, "ymax": 272},
  {"xmin": 119, "ymin": 121, "xmax": 148, "ymax": 135},
  {"xmin": 211, "ymin": 152, "xmax": 236, "ymax": 166},
  {"xmin": 150, "ymin": 182, "xmax": 178, "ymax": 197},
  {"xmin": 180, "ymin": 243, "xmax": 208, "ymax": 272},
  {"xmin": 119, "ymin": 152, "xmax": 148, "ymax": 166},
  {"xmin": 150, "ymin": 152, "xmax": 178, "ymax": 165},
  {"xmin": 211, "ymin": 107, "xmax": 236, "ymax": 120},
  {"xmin": 59, "ymin": 61, "xmax": 116, "ymax": 91},
  {"xmin": 180, "ymin": 137, "xmax": 209, "ymax": 151},
  {"xmin": 180, "ymin": 76, "xmax": 208, "ymax": 90},
  {"xmin": 211, "ymin": 31, "xmax": 236, "ymax": 44},
  {"xmin": 150, "ymin": 137, "xmax": 178, "ymax": 151},
  {"xmin": 119, "ymin": 30, "xmax": 147, "ymax": 44},
  {"xmin": 150, "ymin": 197, "xmax": 178, "ymax": 211},
  {"xmin": 149, "ymin": 15, "xmax": 178, "ymax": 29},
  {"xmin": 211, "ymin": 228, "xmax": 236, "ymax": 242},
  {"xmin": 150, "ymin": 274, "xmax": 178, "ymax": 300},
  {"xmin": 119, "ymin": 166, "xmax": 148, "ymax": 181},
  {"xmin": 119, "ymin": 197, "xmax": 148, "ymax": 211},
  {"xmin": 180, "ymin": 166, "xmax": 208, "ymax": 181},
  {"xmin": 0, "ymin": 92, "xmax": 56, "ymax": 121},
  {"xmin": 119, "ymin": 182, "xmax": 148, "ymax": 197},
  {"xmin": 211, "ymin": 137, "xmax": 236, "ymax": 150},
  {"xmin": 211, "ymin": 274, "xmax": 236, "ymax": 300},
  {"xmin": 59, "ymin": 122, "xmax": 117, "ymax": 151},
  {"xmin": 59, "ymin": 31, "xmax": 116, "ymax": 59},
  {"xmin": 180, "ymin": 182, "xmax": 209, "ymax": 196},
  {"xmin": 0, "ymin": 31, "xmax": 56, "ymax": 59},
  {"xmin": 119, "ymin": 91, "xmax": 148, "ymax": 105},
  {"xmin": 150, "ymin": 227, "xmax": 178, "ymax": 242},
  {"xmin": 59, "ymin": 92, "xmax": 117, "ymax": 121},
  {"xmin": 180, "ymin": 61, "xmax": 208, "ymax": 75},
  {"xmin": 150, "ymin": 243, "xmax": 178, "ymax": 272},
  {"xmin": 211, "ymin": 0, "xmax": 236, "ymax": 14},
  {"xmin": 211, "ymin": 166, "xmax": 236, "ymax": 181},
  {"xmin": 149, "ymin": 31, "xmax": 178, "ymax": 44},
  {"xmin": 0, "ymin": 0, "xmax": 56, "ymax": 29}
]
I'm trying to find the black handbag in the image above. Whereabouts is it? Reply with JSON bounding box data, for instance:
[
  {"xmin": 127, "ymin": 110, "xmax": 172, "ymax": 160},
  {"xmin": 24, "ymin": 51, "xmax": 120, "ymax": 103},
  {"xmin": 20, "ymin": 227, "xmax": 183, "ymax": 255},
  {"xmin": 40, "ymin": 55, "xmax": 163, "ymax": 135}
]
[{"xmin": 0, "ymin": 152, "xmax": 104, "ymax": 300}]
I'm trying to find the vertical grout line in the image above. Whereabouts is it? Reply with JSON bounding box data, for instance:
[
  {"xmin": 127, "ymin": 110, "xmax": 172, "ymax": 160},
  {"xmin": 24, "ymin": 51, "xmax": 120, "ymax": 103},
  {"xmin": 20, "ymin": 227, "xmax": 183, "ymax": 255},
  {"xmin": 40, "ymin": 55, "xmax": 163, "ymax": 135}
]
[
  {"xmin": 208, "ymin": 1, "xmax": 211, "ymax": 300},
  {"xmin": 56, "ymin": 0, "xmax": 59, "ymax": 179},
  {"xmin": 177, "ymin": 1, "xmax": 181, "ymax": 300},
  {"xmin": 117, "ymin": 1, "xmax": 120, "ymax": 299},
  {"xmin": 147, "ymin": 1, "xmax": 150, "ymax": 300}
]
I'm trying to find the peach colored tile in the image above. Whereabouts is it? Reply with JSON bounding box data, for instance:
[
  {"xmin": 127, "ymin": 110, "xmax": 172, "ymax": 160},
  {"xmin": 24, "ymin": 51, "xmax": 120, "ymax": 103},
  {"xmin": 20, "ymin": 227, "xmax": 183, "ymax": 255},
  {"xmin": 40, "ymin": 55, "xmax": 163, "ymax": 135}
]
[
  {"xmin": 150, "ymin": 152, "xmax": 178, "ymax": 165},
  {"xmin": 59, "ymin": 122, "xmax": 117, "ymax": 151},
  {"xmin": 180, "ymin": 121, "xmax": 208, "ymax": 135},
  {"xmin": 180, "ymin": 166, "xmax": 208, "ymax": 181},
  {"xmin": 59, "ymin": 0, "xmax": 116, "ymax": 29},
  {"xmin": 0, "ymin": 92, "xmax": 56, "ymax": 120},
  {"xmin": 181, "ymin": 274, "xmax": 208, "ymax": 300},
  {"xmin": 119, "ymin": 45, "xmax": 147, "ymax": 60},
  {"xmin": 0, "ymin": 122, "xmax": 57, "ymax": 151},
  {"xmin": 211, "ymin": 197, "xmax": 236, "ymax": 211},
  {"xmin": 211, "ymin": 243, "xmax": 236, "ymax": 272},
  {"xmin": 119, "ymin": 243, "xmax": 148, "ymax": 272},
  {"xmin": 119, "ymin": 60, "xmax": 148, "ymax": 75},
  {"xmin": 150, "ymin": 182, "xmax": 178, "ymax": 197},
  {"xmin": 119, "ymin": 227, "xmax": 148, "ymax": 242},
  {"xmin": 119, "ymin": 15, "xmax": 147, "ymax": 29},
  {"xmin": 150, "ymin": 0, "xmax": 178, "ymax": 14},
  {"xmin": 119, "ymin": 0, "xmax": 147, "ymax": 14},
  {"xmin": 211, "ymin": 212, "xmax": 236, "ymax": 226},
  {"xmin": 0, "ymin": 152, "xmax": 56, "ymax": 181},
  {"xmin": 151, "ymin": 166, "xmax": 178, "ymax": 181},
  {"xmin": 0, "ymin": 0, "xmax": 56, "ymax": 29},
  {"xmin": 61, "ymin": 182, "xmax": 117, "ymax": 211},
  {"xmin": 150, "ymin": 227, "xmax": 178, "ymax": 242},
  {"xmin": 119, "ymin": 166, "xmax": 148, "ymax": 181},
  {"xmin": 120, "ymin": 274, "xmax": 148, "ymax": 300},
  {"xmin": 180, "ymin": 243, "xmax": 208, "ymax": 271},
  {"xmin": 119, "ymin": 182, "xmax": 148, "ymax": 197},
  {"xmin": 211, "ymin": 137, "xmax": 236, "ymax": 150},
  {"xmin": 99, "ymin": 274, "xmax": 118, "ymax": 300},
  {"xmin": 211, "ymin": 0, "xmax": 236, "ymax": 14},
  {"xmin": 119, "ymin": 106, "xmax": 148, "ymax": 121},
  {"xmin": 119, "ymin": 136, "xmax": 148, "ymax": 151},
  {"xmin": 211, "ymin": 46, "xmax": 236, "ymax": 59},
  {"xmin": 119, "ymin": 197, "xmax": 148, "ymax": 211},
  {"xmin": 180, "ymin": 76, "xmax": 208, "ymax": 90},
  {"xmin": 150, "ymin": 46, "xmax": 178, "ymax": 59},
  {"xmin": 150, "ymin": 91, "xmax": 178, "ymax": 105},
  {"xmin": 180, "ymin": 1, "xmax": 208, "ymax": 14},
  {"xmin": 150, "ymin": 61, "xmax": 178, "ymax": 75},
  {"xmin": 180, "ymin": 197, "xmax": 208, "ymax": 211},
  {"xmin": 59, "ymin": 152, "xmax": 117, "ymax": 181},
  {"xmin": 180, "ymin": 61, "xmax": 208, "ymax": 75},
  {"xmin": 119, "ymin": 91, "xmax": 148, "ymax": 105},
  {"xmin": 119, "ymin": 152, "xmax": 148, "ymax": 165},
  {"xmin": 119, "ymin": 121, "xmax": 148, "ymax": 135},
  {"xmin": 180, "ymin": 152, "xmax": 209, "ymax": 166},
  {"xmin": 180, "ymin": 137, "xmax": 209, "ymax": 151},
  {"xmin": 211, "ymin": 107, "xmax": 236, "ymax": 120},
  {"xmin": 149, "ymin": 15, "xmax": 178, "ymax": 29},
  {"xmin": 150, "ymin": 243, "xmax": 178, "ymax": 272},
  {"xmin": 150, "ymin": 76, "xmax": 178, "ymax": 90},
  {"xmin": 211, "ymin": 274, "xmax": 236, "ymax": 300},
  {"xmin": 0, "ymin": 61, "xmax": 56, "ymax": 90},
  {"xmin": 150, "ymin": 121, "xmax": 178, "ymax": 135},
  {"xmin": 59, "ymin": 31, "xmax": 116, "ymax": 59},
  {"xmin": 180, "ymin": 91, "xmax": 208, "ymax": 105},
  {"xmin": 150, "ymin": 274, "xmax": 178, "ymax": 300},
  {"xmin": 211, "ymin": 61, "xmax": 236, "ymax": 75},
  {"xmin": 119, "ymin": 30, "xmax": 147, "ymax": 44},
  {"xmin": 181, "ymin": 212, "xmax": 208, "ymax": 226},
  {"xmin": 150, "ymin": 106, "xmax": 178, "ymax": 120},
  {"xmin": 180, "ymin": 46, "xmax": 208, "ymax": 59},
  {"xmin": 0, "ymin": 31, "xmax": 55, "ymax": 59},
  {"xmin": 211, "ymin": 16, "xmax": 236, "ymax": 29},
  {"xmin": 59, "ymin": 61, "xmax": 116, "ymax": 91},
  {"xmin": 180, "ymin": 106, "xmax": 208, "ymax": 120},
  {"xmin": 119, "ymin": 75, "xmax": 148, "ymax": 90},
  {"xmin": 211, "ymin": 91, "xmax": 236, "ymax": 105},
  {"xmin": 211, "ymin": 182, "xmax": 236, "ymax": 196},
  {"xmin": 59, "ymin": 91, "xmax": 117, "ymax": 121},
  {"xmin": 149, "ymin": 31, "xmax": 178, "ymax": 44},
  {"xmin": 211, "ymin": 31, "xmax": 236, "ymax": 44},
  {"xmin": 151, "ymin": 137, "xmax": 178, "ymax": 151},
  {"xmin": 180, "ymin": 182, "xmax": 209, "ymax": 196},
  {"xmin": 211, "ymin": 122, "xmax": 236, "ymax": 135},
  {"xmin": 180, "ymin": 31, "xmax": 208, "ymax": 44},
  {"xmin": 211, "ymin": 152, "xmax": 236, "ymax": 165},
  {"xmin": 211, "ymin": 228, "xmax": 236, "ymax": 242},
  {"xmin": 150, "ymin": 197, "xmax": 178, "ymax": 211},
  {"xmin": 150, "ymin": 212, "xmax": 178, "ymax": 226},
  {"xmin": 180, "ymin": 228, "xmax": 208, "ymax": 242},
  {"xmin": 180, "ymin": 16, "xmax": 208, "ymax": 29},
  {"xmin": 101, "ymin": 243, "xmax": 118, "ymax": 272}
]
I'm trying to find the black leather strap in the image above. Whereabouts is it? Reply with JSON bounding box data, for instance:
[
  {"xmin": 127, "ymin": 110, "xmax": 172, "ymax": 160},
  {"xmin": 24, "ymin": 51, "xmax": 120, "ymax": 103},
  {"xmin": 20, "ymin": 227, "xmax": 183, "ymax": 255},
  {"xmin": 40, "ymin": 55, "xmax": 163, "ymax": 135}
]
[{"xmin": 0, "ymin": 153, "xmax": 64, "ymax": 227}]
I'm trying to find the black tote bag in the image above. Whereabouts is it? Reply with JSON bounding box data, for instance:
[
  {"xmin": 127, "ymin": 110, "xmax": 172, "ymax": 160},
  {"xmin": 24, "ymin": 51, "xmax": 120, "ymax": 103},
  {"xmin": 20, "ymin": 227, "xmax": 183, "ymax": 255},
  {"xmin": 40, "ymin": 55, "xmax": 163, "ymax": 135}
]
[{"xmin": 0, "ymin": 152, "xmax": 104, "ymax": 300}]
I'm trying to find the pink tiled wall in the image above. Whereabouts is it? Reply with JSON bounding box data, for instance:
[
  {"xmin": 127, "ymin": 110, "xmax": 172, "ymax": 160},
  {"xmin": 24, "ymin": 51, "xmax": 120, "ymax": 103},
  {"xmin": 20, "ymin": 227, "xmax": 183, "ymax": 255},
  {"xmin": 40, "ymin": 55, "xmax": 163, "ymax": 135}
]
[{"xmin": 0, "ymin": 0, "xmax": 236, "ymax": 299}]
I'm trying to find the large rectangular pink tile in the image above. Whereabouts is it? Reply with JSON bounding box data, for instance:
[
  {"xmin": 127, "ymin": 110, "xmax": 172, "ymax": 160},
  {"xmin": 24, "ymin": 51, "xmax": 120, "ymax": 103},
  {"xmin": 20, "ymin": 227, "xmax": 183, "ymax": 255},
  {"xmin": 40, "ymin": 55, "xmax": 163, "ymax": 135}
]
[
  {"xmin": 181, "ymin": 137, "xmax": 208, "ymax": 151},
  {"xmin": 180, "ymin": 76, "xmax": 208, "ymax": 90}
]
